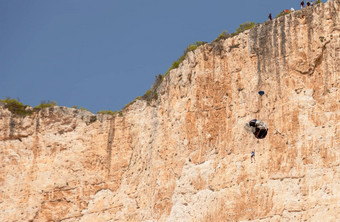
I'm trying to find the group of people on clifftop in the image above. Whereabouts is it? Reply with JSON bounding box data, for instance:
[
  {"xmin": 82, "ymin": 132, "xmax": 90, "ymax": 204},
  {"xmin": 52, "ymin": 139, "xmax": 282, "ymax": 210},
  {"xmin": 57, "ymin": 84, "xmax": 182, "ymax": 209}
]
[
  {"xmin": 301, "ymin": 0, "xmax": 321, "ymax": 8},
  {"xmin": 268, "ymin": 0, "xmax": 322, "ymax": 21}
]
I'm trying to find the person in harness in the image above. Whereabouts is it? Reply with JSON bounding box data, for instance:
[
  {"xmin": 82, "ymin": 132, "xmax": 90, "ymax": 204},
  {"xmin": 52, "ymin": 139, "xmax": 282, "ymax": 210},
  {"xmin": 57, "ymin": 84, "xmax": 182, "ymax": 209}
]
[
  {"xmin": 244, "ymin": 119, "xmax": 268, "ymax": 139},
  {"xmin": 251, "ymin": 150, "xmax": 255, "ymax": 163}
]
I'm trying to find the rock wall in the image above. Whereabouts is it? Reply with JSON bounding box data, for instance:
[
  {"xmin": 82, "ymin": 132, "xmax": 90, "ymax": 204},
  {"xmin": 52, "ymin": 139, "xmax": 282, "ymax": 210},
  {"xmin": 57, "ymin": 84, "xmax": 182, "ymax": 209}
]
[{"xmin": 1, "ymin": 1, "xmax": 339, "ymax": 221}]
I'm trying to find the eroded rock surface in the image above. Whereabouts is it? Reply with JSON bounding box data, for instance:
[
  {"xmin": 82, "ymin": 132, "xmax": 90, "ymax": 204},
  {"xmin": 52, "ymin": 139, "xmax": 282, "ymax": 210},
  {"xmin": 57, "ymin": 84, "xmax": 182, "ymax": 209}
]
[{"xmin": 1, "ymin": 1, "xmax": 339, "ymax": 221}]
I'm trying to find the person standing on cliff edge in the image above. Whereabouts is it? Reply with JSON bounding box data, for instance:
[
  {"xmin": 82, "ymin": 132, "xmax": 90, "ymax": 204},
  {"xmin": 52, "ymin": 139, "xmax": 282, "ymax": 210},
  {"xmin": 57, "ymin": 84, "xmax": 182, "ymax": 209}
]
[
  {"xmin": 268, "ymin": 13, "xmax": 272, "ymax": 20},
  {"xmin": 301, "ymin": 0, "xmax": 305, "ymax": 8}
]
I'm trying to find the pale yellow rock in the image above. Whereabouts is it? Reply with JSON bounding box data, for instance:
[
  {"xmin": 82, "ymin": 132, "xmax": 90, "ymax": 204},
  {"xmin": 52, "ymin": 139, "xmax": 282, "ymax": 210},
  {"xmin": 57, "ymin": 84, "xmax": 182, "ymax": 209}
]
[{"xmin": 0, "ymin": 0, "xmax": 340, "ymax": 221}]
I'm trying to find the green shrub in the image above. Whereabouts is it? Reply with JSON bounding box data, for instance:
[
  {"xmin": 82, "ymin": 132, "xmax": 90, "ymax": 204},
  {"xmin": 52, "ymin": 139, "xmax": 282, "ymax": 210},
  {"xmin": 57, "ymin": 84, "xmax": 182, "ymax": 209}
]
[
  {"xmin": 275, "ymin": 10, "xmax": 290, "ymax": 18},
  {"xmin": 72, "ymin": 105, "xmax": 90, "ymax": 111},
  {"xmin": 141, "ymin": 73, "xmax": 166, "ymax": 103},
  {"xmin": 79, "ymin": 106, "xmax": 89, "ymax": 111},
  {"xmin": 186, "ymin": 44, "xmax": 198, "ymax": 52},
  {"xmin": 165, "ymin": 41, "xmax": 206, "ymax": 76},
  {"xmin": 97, "ymin": 110, "xmax": 117, "ymax": 115},
  {"xmin": 235, "ymin": 22, "xmax": 255, "ymax": 34},
  {"xmin": 124, "ymin": 73, "xmax": 164, "ymax": 109},
  {"xmin": 166, "ymin": 61, "xmax": 180, "ymax": 75},
  {"xmin": 0, "ymin": 97, "xmax": 32, "ymax": 116},
  {"xmin": 123, "ymin": 101, "xmax": 136, "ymax": 110},
  {"xmin": 315, "ymin": 0, "xmax": 321, "ymax": 4},
  {"xmin": 194, "ymin": 41, "xmax": 205, "ymax": 46},
  {"xmin": 34, "ymin": 100, "xmax": 57, "ymax": 110},
  {"xmin": 123, "ymin": 96, "xmax": 143, "ymax": 110},
  {"xmin": 142, "ymin": 89, "xmax": 158, "ymax": 102},
  {"xmin": 213, "ymin": 22, "xmax": 255, "ymax": 43},
  {"xmin": 152, "ymin": 74, "xmax": 164, "ymax": 90},
  {"xmin": 97, "ymin": 110, "xmax": 123, "ymax": 117},
  {"xmin": 213, "ymin": 30, "xmax": 229, "ymax": 42}
]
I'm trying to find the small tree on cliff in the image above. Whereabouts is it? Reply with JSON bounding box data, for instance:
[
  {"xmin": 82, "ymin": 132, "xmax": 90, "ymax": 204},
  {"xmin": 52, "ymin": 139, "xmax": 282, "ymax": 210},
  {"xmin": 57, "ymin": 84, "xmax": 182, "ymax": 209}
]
[
  {"xmin": 34, "ymin": 100, "xmax": 57, "ymax": 110},
  {"xmin": 213, "ymin": 30, "xmax": 229, "ymax": 42},
  {"xmin": 235, "ymin": 22, "xmax": 255, "ymax": 35}
]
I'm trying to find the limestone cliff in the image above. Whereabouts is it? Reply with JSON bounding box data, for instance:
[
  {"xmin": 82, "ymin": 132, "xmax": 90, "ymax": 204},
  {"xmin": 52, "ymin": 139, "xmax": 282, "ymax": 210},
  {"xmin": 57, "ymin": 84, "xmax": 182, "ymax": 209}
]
[{"xmin": 1, "ymin": 1, "xmax": 339, "ymax": 221}]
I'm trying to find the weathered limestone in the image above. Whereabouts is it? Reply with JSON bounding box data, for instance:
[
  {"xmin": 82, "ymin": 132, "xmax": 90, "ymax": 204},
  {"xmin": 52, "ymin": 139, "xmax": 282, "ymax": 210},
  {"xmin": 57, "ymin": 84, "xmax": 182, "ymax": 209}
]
[{"xmin": 0, "ymin": 0, "xmax": 339, "ymax": 221}]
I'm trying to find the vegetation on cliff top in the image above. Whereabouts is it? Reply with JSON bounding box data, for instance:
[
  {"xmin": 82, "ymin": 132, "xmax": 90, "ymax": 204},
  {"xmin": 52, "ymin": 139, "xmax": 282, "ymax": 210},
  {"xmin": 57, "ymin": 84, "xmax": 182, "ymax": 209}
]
[
  {"xmin": 97, "ymin": 110, "xmax": 123, "ymax": 116},
  {"xmin": 123, "ymin": 74, "xmax": 164, "ymax": 110},
  {"xmin": 213, "ymin": 30, "xmax": 229, "ymax": 42},
  {"xmin": 213, "ymin": 22, "xmax": 255, "ymax": 42},
  {"xmin": 165, "ymin": 41, "xmax": 206, "ymax": 76},
  {"xmin": 0, "ymin": 98, "xmax": 33, "ymax": 116},
  {"xmin": 0, "ymin": 98, "xmax": 59, "ymax": 116},
  {"xmin": 97, "ymin": 110, "xmax": 117, "ymax": 115},
  {"xmin": 128, "ymin": 42, "xmax": 207, "ymax": 109},
  {"xmin": 0, "ymin": 97, "xmax": 124, "ymax": 117},
  {"xmin": 33, "ymin": 100, "xmax": 57, "ymax": 110},
  {"xmin": 235, "ymin": 22, "xmax": 255, "ymax": 34},
  {"xmin": 275, "ymin": 10, "xmax": 291, "ymax": 18}
]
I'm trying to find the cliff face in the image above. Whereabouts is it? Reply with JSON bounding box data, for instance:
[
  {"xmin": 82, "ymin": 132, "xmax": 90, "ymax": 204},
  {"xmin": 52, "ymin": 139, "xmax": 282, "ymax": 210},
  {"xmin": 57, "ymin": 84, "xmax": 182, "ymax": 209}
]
[{"xmin": 1, "ymin": 1, "xmax": 339, "ymax": 221}]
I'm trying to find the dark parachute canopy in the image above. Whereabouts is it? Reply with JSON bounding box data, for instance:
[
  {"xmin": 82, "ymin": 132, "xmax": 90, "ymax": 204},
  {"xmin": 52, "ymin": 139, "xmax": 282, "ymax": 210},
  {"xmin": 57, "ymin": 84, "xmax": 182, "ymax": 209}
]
[{"xmin": 244, "ymin": 119, "xmax": 268, "ymax": 139}]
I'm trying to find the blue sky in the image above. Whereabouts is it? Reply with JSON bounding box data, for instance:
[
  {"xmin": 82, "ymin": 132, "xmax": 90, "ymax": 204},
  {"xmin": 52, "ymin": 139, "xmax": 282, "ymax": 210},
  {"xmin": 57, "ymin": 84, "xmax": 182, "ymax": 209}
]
[{"xmin": 1, "ymin": 0, "xmax": 311, "ymax": 113}]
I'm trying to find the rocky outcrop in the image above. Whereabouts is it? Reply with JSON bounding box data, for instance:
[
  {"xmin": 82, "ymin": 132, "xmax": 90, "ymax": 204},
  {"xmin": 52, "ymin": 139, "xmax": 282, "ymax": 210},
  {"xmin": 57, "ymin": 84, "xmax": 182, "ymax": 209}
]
[{"xmin": 1, "ymin": 1, "xmax": 339, "ymax": 221}]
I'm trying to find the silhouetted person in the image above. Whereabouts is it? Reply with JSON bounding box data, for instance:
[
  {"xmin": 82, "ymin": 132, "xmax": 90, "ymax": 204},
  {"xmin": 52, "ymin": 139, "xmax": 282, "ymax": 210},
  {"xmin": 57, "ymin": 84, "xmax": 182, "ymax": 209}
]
[
  {"xmin": 307, "ymin": 1, "xmax": 311, "ymax": 6},
  {"xmin": 301, "ymin": 0, "xmax": 305, "ymax": 8},
  {"xmin": 268, "ymin": 13, "xmax": 272, "ymax": 20}
]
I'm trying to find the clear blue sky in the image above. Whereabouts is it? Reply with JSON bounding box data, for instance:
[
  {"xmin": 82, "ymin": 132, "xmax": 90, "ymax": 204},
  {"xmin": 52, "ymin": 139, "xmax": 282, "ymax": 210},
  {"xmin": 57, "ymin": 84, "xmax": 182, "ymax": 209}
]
[{"xmin": 1, "ymin": 0, "xmax": 311, "ymax": 113}]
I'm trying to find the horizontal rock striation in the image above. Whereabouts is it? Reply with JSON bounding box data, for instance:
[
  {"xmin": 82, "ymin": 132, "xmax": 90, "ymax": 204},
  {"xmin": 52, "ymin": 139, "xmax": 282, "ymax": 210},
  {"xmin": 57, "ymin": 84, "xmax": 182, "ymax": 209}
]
[{"xmin": 1, "ymin": 0, "xmax": 339, "ymax": 221}]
